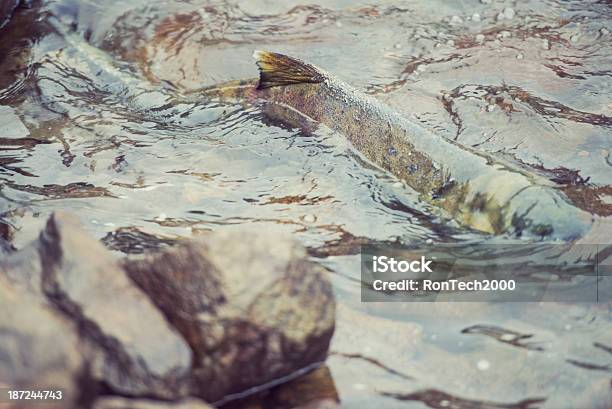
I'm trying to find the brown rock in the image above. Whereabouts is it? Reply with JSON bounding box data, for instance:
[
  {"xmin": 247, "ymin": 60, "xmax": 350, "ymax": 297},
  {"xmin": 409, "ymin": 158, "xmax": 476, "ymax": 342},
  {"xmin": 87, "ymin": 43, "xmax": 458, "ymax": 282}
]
[
  {"xmin": 265, "ymin": 365, "xmax": 341, "ymax": 409},
  {"xmin": 123, "ymin": 230, "xmax": 335, "ymax": 403},
  {"xmin": 0, "ymin": 0, "xmax": 19, "ymax": 30}
]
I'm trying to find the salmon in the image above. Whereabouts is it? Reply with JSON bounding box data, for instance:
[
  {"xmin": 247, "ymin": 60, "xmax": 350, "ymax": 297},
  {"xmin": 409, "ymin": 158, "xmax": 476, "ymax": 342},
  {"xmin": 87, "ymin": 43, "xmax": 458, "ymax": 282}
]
[{"xmin": 190, "ymin": 51, "xmax": 594, "ymax": 240}]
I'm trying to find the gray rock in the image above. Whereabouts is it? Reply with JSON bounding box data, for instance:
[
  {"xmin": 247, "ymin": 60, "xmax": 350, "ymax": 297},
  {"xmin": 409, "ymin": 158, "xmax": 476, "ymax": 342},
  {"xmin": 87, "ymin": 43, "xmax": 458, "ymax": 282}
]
[
  {"xmin": 2, "ymin": 212, "xmax": 335, "ymax": 405},
  {"xmin": 37, "ymin": 212, "xmax": 192, "ymax": 400},
  {"xmin": 1, "ymin": 240, "xmax": 42, "ymax": 294},
  {"xmin": 123, "ymin": 230, "xmax": 336, "ymax": 403},
  {"xmin": 0, "ymin": 275, "xmax": 88, "ymax": 409},
  {"xmin": 92, "ymin": 397, "xmax": 214, "ymax": 409}
]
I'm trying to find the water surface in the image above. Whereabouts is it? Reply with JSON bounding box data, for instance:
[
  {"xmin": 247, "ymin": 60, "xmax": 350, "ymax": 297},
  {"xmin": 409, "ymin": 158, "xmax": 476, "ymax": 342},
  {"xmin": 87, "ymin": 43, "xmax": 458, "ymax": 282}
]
[{"xmin": 1, "ymin": 0, "xmax": 611, "ymax": 407}]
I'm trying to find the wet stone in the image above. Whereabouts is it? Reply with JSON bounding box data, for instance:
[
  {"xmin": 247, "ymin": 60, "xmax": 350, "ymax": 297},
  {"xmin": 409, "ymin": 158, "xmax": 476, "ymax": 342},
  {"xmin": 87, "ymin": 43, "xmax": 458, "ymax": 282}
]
[
  {"xmin": 38, "ymin": 212, "xmax": 193, "ymax": 400},
  {"xmin": 0, "ymin": 275, "xmax": 89, "ymax": 409},
  {"xmin": 1, "ymin": 240, "xmax": 44, "ymax": 295},
  {"xmin": 122, "ymin": 229, "xmax": 336, "ymax": 403}
]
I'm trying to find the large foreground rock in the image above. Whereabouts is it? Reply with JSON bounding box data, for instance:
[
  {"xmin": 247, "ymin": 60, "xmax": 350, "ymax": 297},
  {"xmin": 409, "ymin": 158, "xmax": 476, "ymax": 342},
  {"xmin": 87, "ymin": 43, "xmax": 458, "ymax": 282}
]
[
  {"xmin": 35, "ymin": 212, "xmax": 192, "ymax": 400},
  {"xmin": 123, "ymin": 230, "xmax": 336, "ymax": 403},
  {"xmin": 1, "ymin": 212, "xmax": 336, "ymax": 406},
  {"xmin": 0, "ymin": 275, "xmax": 87, "ymax": 409}
]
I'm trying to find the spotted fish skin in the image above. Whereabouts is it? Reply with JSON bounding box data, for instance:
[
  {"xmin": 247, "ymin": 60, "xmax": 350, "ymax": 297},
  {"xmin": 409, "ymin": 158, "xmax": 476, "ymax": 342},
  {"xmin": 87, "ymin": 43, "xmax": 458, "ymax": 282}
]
[{"xmin": 193, "ymin": 51, "xmax": 593, "ymax": 240}]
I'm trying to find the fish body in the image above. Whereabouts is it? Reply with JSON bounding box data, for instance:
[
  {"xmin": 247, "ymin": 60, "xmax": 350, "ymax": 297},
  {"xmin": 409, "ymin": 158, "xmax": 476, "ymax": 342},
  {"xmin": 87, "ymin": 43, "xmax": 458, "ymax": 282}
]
[{"xmin": 193, "ymin": 51, "xmax": 593, "ymax": 240}]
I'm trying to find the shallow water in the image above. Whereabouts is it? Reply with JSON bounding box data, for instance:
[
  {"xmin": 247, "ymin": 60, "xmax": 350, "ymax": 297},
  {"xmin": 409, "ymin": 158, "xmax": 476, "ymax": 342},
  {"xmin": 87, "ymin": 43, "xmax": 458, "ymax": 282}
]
[{"xmin": 1, "ymin": 0, "xmax": 611, "ymax": 408}]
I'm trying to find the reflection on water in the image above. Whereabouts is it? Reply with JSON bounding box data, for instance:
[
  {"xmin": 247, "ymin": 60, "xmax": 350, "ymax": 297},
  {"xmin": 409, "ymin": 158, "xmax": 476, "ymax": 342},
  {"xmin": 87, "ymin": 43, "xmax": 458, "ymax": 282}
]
[{"xmin": 0, "ymin": 0, "xmax": 611, "ymax": 407}]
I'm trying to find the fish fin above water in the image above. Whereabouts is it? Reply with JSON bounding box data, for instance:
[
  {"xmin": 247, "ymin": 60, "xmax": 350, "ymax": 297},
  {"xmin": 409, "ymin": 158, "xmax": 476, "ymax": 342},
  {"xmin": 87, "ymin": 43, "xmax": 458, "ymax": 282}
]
[{"xmin": 253, "ymin": 50, "xmax": 325, "ymax": 89}]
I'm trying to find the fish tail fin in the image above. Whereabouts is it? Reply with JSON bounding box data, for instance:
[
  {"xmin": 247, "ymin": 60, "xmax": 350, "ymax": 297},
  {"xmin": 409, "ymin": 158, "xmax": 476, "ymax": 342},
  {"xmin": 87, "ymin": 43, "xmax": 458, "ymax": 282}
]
[{"xmin": 252, "ymin": 50, "xmax": 325, "ymax": 89}]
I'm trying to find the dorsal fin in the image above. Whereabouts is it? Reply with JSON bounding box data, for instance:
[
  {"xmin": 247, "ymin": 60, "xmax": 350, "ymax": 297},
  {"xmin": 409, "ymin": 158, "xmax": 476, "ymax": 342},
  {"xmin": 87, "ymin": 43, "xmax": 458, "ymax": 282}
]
[{"xmin": 252, "ymin": 50, "xmax": 325, "ymax": 90}]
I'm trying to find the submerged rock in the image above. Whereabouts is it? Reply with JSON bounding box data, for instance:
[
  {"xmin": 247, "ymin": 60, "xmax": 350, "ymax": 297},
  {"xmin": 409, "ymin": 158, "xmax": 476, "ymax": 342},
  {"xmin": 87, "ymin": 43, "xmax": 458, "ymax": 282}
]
[
  {"xmin": 37, "ymin": 212, "xmax": 193, "ymax": 400},
  {"xmin": 123, "ymin": 230, "xmax": 336, "ymax": 403}
]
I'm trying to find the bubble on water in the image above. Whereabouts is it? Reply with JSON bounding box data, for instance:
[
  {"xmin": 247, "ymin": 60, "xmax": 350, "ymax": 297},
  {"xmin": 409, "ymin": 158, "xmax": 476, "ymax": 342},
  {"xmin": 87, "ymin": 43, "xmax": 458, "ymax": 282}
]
[
  {"xmin": 394, "ymin": 43, "xmax": 402, "ymax": 49},
  {"xmin": 472, "ymin": 13, "xmax": 481, "ymax": 22},
  {"xmin": 440, "ymin": 400, "xmax": 450, "ymax": 407},
  {"xmin": 477, "ymin": 359, "xmax": 491, "ymax": 370},
  {"xmin": 303, "ymin": 214, "xmax": 316, "ymax": 223},
  {"xmin": 450, "ymin": 15, "xmax": 463, "ymax": 24},
  {"xmin": 335, "ymin": 20, "xmax": 343, "ymax": 28}
]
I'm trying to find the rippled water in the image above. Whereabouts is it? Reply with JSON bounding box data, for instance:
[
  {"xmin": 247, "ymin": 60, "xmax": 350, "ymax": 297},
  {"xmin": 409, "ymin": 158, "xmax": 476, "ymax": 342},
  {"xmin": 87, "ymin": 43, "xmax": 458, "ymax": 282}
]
[{"xmin": 1, "ymin": 0, "xmax": 611, "ymax": 408}]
